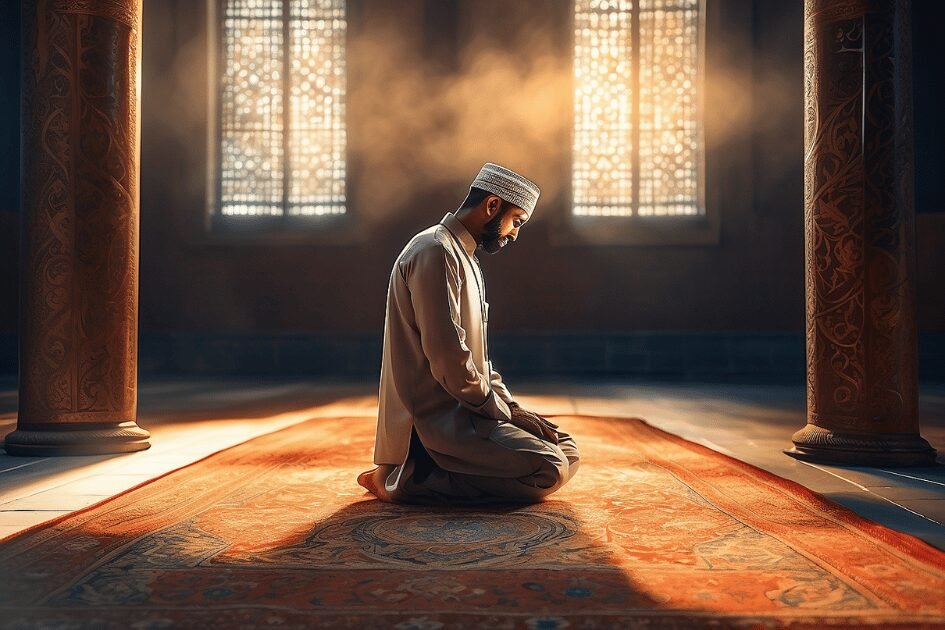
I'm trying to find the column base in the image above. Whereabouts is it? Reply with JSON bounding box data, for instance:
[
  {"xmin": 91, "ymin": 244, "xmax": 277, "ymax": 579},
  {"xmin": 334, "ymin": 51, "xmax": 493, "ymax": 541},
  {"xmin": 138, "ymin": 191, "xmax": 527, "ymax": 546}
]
[
  {"xmin": 3, "ymin": 422, "xmax": 151, "ymax": 457},
  {"xmin": 786, "ymin": 423, "xmax": 937, "ymax": 467}
]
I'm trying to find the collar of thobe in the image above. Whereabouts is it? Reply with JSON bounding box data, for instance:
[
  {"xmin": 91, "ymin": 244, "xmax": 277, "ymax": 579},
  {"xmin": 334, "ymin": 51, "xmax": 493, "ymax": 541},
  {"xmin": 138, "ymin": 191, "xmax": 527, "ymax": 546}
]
[{"xmin": 440, "ymin": 213, "xmax": 478, "ymax": 259}]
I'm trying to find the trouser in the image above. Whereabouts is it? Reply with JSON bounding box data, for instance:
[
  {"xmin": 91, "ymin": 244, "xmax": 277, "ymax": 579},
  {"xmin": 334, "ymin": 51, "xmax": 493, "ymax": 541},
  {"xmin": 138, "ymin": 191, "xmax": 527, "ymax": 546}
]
[{"xmin": 384, "ymin": 413, "xmax": 580, "ymax": 505}]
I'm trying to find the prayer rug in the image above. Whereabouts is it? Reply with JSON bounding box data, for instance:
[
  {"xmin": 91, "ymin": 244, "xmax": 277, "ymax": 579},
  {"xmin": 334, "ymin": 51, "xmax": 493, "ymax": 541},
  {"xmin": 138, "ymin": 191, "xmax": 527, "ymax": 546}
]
[{"xmin": 1, "ymin": 415, "xmax": 944, "ymax": 629}]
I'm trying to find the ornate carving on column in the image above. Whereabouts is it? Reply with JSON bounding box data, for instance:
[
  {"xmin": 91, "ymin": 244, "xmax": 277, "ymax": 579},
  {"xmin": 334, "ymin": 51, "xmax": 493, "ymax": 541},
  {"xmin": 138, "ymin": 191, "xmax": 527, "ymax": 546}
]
[
  {"xmin": 787, "ymin": 0, "xmax": 934, "ymax": 466},
  {"xmin": 6, "ymin": 0, "xmax": 149, "ymax": 455}
]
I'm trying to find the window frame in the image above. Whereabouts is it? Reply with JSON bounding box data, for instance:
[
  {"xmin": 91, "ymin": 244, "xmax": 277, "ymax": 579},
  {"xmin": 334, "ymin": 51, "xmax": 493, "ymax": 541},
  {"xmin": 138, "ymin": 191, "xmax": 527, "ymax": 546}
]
[
  {"xmin": 205, "ymin": 0, "xmax": 355, "ymax": 242},
  {"xmin": 556, "ymin": 0, "xmax": 722, "ymax": 247}
]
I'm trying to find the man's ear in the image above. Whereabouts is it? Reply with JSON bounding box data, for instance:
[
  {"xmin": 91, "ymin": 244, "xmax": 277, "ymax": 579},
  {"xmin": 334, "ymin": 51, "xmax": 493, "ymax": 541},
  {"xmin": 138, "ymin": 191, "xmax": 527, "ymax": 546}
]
[{"xmin": 484, "ymin": 195, "xmax": 502, "ymax": 218}]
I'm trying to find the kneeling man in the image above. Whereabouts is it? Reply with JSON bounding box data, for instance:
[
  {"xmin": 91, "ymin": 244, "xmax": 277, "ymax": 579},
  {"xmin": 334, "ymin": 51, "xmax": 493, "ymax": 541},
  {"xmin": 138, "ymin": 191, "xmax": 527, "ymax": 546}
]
[{"xmin": 358, "ymin": 163, "xmax": 580, "ymax": 504}]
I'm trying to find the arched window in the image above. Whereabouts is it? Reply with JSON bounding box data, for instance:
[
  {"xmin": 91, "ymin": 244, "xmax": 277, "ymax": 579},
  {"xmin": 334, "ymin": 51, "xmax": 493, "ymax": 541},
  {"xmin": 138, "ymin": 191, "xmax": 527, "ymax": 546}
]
[
  {"xmin": 214, "ymin": 0, "xmax": 346, "ymax": 223},
  {"xmin": 573, "ymin": 0, "xmax": 704, "ymax": 217}
]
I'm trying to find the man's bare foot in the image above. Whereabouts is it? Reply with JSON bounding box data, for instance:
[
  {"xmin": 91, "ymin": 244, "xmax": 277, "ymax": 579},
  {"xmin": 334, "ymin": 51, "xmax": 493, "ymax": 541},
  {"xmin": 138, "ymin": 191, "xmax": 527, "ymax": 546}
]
[{"xmin": 357, "ymin": 466, "xmax": 396, "ymax": 502}]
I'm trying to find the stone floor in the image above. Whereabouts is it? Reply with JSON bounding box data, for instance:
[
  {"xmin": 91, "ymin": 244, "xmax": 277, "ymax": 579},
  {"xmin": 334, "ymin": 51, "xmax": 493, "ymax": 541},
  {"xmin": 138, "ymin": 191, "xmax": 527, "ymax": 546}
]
[{"xmin": 1, "ymin": 377, "xmax": 943, "ymax": 549}]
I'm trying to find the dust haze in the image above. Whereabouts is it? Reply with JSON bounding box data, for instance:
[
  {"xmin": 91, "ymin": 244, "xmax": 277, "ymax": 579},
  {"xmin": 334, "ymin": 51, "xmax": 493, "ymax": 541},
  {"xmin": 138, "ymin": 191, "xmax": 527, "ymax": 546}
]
[
  {"xmin": 146, "ymin": 5, "xmax": 795, "ymax": 223},
  {"xmin": 347, "ymin": 18, "xmax": 572, "ymax": 217}
]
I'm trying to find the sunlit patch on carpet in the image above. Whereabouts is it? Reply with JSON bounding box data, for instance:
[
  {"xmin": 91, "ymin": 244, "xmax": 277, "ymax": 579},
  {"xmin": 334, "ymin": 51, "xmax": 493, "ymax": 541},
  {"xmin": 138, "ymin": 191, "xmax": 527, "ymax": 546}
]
[{"xmin": 1, "ymin": 415, "xmax": 944, "ymax": 628}]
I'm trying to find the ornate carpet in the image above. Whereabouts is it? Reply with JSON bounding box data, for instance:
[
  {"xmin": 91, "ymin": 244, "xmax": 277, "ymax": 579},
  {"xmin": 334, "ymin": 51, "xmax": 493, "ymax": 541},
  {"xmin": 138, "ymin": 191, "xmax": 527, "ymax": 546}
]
[{"xmin": 1, "ymin": 415, "xmax": 944, "ymax": 629}]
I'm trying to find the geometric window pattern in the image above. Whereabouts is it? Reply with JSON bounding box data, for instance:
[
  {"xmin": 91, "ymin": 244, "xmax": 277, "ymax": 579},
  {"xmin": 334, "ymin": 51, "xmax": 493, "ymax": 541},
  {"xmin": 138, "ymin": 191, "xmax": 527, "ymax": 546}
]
[
  {"xmin": 219, "ymin": 0, "xmax": 346, "ymax": 217},
  {"xmin": 573, "ymin": 0, "xmax": 703, "ymax": 217}
]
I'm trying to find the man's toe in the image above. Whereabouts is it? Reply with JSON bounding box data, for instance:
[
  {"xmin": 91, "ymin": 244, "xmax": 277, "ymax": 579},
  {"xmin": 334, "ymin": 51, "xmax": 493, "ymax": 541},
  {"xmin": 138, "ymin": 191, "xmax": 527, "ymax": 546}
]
[{"xmin": 357, "ymin": 467, "xmax": 380, "ymax": 492}]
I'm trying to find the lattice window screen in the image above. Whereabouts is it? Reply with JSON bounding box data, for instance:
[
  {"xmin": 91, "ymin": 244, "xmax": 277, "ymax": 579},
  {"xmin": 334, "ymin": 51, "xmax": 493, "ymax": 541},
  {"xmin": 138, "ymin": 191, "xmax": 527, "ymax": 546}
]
[
  {"xmin": 219, "ymin": 0, "xmax": 346, "ymax": 218},
  {"xmin": 573, "ymin": 0, "xmax": 703, "ymax": 217}
]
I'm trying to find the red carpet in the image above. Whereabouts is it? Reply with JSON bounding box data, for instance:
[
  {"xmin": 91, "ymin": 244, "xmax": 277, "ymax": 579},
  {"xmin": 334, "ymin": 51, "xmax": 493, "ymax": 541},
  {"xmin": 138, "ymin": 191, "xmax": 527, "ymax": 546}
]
[{"xmin": 1, "ymin": 415, "xmax": 944, "ymax": 629}]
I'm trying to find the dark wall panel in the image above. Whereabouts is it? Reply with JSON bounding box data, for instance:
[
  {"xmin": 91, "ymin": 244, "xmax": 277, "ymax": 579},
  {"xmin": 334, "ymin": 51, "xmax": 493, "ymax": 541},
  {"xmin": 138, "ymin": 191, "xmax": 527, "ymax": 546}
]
[
  {"xmin": 0, "ymin": 1, "xmax": 20, "ymax": 337},
  {"xmin": 914, "ymin": 0, "xmax": 945, "ymax": 214}
]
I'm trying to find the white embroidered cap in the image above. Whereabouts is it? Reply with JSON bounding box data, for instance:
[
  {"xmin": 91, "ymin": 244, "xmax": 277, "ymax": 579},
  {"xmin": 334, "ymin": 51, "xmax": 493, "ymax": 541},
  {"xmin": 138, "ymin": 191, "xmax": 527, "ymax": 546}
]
[{"xmin": 470, "ymin": 163, "xmax": 541, "ymax": 214}]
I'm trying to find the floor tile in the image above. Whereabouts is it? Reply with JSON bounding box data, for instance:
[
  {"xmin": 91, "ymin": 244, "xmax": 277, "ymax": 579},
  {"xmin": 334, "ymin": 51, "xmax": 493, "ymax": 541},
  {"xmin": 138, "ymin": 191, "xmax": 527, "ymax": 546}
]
[
  {"xmin": 0, "ymin": 493, "xmax": 112, "ymax": 511},
  {"xmin": 825, "ymin": 491, "xmax": 945, "ymax": 532},
  {"xmin": 868, "ymin": 486, "xmax": 945, "ymax": 501},
  {"xmin": 0, "ymin": 525, "xmax": 23, "ymax": 540},
  {"xmin": 815, "ymin": 465, "xmax": 945, "ymax": 489},
  {"xmin": 58, "ymin": 474, "xmax": 158, "ymax": 495},
  {"xmin": 0, "ymin": 510, "xmax": 71, "ymax": 527},
  {"xmin": 894, "ymin": 499, "xmax": 945, "ymax": 524}
]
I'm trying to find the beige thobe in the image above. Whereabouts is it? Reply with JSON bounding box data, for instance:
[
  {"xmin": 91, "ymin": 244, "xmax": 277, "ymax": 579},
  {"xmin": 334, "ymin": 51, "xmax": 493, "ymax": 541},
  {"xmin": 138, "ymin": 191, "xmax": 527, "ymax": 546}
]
[{"xmin": 373, "ymin": 213, "xmax": 579, "ymax": 503}]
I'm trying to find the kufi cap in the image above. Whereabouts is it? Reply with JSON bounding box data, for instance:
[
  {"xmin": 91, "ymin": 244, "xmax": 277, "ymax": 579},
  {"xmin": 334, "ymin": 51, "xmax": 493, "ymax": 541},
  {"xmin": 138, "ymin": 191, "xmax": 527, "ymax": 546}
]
[{"xmin": 470, "ymin": 163, "xmax": 541, "ymax": 215}]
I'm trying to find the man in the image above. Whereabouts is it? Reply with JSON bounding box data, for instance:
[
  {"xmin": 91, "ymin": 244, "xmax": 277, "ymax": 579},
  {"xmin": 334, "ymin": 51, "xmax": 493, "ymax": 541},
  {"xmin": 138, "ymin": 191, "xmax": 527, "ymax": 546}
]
[{"xmin": 358, "ymin": 163, "xmax": 580, "ymax": 505}]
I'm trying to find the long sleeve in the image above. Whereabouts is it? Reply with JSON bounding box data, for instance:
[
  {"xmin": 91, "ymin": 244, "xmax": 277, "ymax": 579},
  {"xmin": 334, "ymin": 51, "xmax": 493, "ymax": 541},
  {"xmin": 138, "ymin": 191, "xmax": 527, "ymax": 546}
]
[
  {"xmin": 405, "ymin": 245, "xmax": 511, "ymax": 421},
  {"xmin": 489, "ymin": 362, "xmax": 515, "ymax": 404}
]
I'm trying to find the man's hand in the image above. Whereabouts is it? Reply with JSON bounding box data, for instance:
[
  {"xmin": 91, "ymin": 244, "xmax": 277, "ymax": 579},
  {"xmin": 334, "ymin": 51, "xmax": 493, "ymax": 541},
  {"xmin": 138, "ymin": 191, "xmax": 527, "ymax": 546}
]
[{"xmin": 507, "ymin": 402, "xmax": 559, "ymax": 444}]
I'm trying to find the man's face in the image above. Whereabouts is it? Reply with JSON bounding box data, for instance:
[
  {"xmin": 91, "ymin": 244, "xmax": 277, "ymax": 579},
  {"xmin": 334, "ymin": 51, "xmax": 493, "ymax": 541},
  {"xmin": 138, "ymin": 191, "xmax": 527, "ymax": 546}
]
[{"xmin": 481, "ymin": 201, "xmax": 531, "ymax": 255}]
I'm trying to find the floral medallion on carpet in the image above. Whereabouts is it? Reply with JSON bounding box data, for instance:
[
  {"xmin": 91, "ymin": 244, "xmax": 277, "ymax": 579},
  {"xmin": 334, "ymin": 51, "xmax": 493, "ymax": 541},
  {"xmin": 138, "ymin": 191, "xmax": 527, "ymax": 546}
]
[{"xmin": 1, "ymin": 415, "xmax": 944, "ymax": 629}]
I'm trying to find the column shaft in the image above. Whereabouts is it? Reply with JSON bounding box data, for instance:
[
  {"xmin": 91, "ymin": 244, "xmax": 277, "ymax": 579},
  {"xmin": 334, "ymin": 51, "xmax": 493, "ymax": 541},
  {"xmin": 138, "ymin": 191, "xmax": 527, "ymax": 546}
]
[
  {"xmin": 7, "ymin": 0, "xmax": 149, "ymax": 456},
  {"xmin": 787, "ymin": 0, "xmax": 934, "ymax": 466}
]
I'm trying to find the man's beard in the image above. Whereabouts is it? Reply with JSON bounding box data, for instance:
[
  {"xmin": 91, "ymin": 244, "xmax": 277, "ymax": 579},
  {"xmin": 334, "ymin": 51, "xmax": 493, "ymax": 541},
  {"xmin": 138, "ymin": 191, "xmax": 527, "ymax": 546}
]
[{"xmin": 480, "ymin": 207, "xmax": 510, "ymax": 255}]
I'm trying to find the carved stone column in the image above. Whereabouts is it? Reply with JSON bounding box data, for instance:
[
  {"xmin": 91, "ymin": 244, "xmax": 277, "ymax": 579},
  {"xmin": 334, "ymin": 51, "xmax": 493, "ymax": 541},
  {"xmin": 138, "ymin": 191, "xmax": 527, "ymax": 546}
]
[
  {"xmin": 6, "ymin": 0, "xmax": 150, "ymax": 456},
  {"xmin": 787, "ymin": 0, "xmax": 935, "ymax": 466}
]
